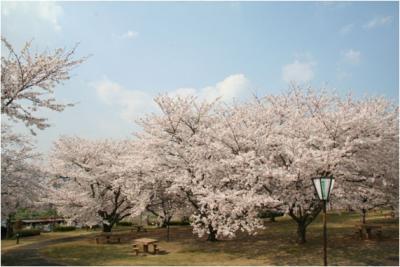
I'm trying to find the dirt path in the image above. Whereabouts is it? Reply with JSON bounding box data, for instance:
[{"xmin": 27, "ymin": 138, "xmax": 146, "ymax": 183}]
[
  {"xmin": 1, "ymin": 227, "xmax": 187, "ymax": 266},
  {"xmin": 1, "ymin": 234, "xmax": 97, "ymax": 266}
]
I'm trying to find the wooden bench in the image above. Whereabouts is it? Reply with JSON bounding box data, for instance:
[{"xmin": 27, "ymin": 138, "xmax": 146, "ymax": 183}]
[
  {"xmin": 132, "ymin": 238, "xmax": 158, "ymax": 254},
  {"xmin": 132, "ymin": 242, "xmax": 159, "ymax": 255},
  {"xmin": 354, "ymin": 224, "xmax": 382, "ymax": 240},
  {"xmin": 132, "ymin": 244, "xmax": 140, "ymax": 255},
  {"xmin": 130, "ymin": 225, "xmax": 147, "ymax": 233},
  {"xmin": 153, "ymin": 244, "xmax": 159, "ymax": 254},
  {"xmin": 96, "ymin": 234, "xmax": 121, "ymax": 244},
  {"xmin": 384, "ymin": 212, "xmax": 395, "ymax": 219}
]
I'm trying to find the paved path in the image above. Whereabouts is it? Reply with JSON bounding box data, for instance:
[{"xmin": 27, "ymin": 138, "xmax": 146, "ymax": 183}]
[{"xmin": 2, "ymin": 234, "xmax": 96, "ymax": 266}]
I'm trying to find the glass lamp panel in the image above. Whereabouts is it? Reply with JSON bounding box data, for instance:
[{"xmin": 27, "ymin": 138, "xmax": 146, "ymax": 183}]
[
  {"xmin": 329, "ymin": 179, "xmax": 335, "ymax": 195},
  {"xmin": 312, "ymin": 178, "xmax": 322, "ymax": 200},
  {"xmin": 321, "ymin": 177, "xmax": 332, "ymax": 200}
]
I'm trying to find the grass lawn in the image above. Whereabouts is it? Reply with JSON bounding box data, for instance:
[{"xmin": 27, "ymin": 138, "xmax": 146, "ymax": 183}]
[
  {"xmin": 1, "ymin": 229, "xmax": 99, "ymax": 252},
  {"xmin": 37, "ymin": 211, "xmax": 399, "ymax": 266}
]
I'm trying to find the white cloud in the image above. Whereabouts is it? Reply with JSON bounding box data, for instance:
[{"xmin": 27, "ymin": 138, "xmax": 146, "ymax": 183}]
[
  {"xmin": 168, "ymin": 88, "xmax": 198, "ymax": 98},
  {"xmin": 169, "ymin": 74, "xmax": 252, "ymax": 102},
  {"xmin": 2, "ymin": 1, "xmax": 63, "ymax": 32},
  {"xmin": 282, "ymin": 60, "xmax": 315, "ymax": 84},
  {"xmin": 93, "ymin": 74, "xmax": 252, "ymax": 122},
  {"xmin": 339, "ymin": 23, "xmax": 354, "ymax": 35},
  {"xmin": 364, "ymin": 16, "xmax": 392, "ymax": 29},
  {"xmin": 199, "ymin": 74, "xmax": 252, "ymax": 102},
  {"xmin": 93, "ymin": 78, "xmax": 156, "ymax": 123},
  {"xmin": 343, "ymin": 49, "xmax": 361, "ymax": 64},
  {"xmin": 121, "ymin": 31, "xmax": 139, "ymax": 39}
]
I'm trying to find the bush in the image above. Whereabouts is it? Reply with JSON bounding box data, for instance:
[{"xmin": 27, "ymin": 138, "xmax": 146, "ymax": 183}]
[
  {"xmin": 14, "ymin": 229, "xmax": 41, "ymax": 237},
  {"xmin": 258, "ymin": 210, "xmax": 284, "ymax": 220},
  {"xmin": 14, "ymin": 208, "xmax": 58, "ymax": 220},
  {"xmin": 116, "ymin": 221, "xmax": 133, "ymax": 226},
  {"xmin": 53, "ymin": 226, "xmax": 76, "ymax": 232},
  {"xmin": 168, "ymin": 220, "xmax": 190, "ymax": 226}
]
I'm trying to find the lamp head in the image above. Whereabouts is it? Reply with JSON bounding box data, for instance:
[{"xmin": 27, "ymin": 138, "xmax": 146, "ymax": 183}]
[{"xmin": 312, "ymin": 176, "xmax": 335, "ymax": 201}]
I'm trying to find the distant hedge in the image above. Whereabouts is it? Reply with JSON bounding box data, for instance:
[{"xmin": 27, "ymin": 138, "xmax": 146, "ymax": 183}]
[
  {"xmin": 116, "ymin": 221, "xmax": 133, "ymax": 226},
  {"xmin": 258, "ymin": 210, "xmax": 284, "ymax": 219},
  {"xmin": 168, "ymin": 220, "xmax": 190, "ymax": 226},
  {"xmin": 53, "ymin": 226, "xmax": 76, "ymax": 232},
  {"xmin": 15, "ymin": 229, "xmax": 41, "ymax": 237}
]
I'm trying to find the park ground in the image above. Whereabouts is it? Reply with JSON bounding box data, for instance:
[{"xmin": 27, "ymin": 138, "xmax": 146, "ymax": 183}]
[{"xmin": 1, "ymin": 211, "xmax": 399, "ymax": 266}]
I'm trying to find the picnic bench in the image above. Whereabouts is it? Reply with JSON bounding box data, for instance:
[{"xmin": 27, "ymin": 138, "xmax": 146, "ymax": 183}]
[
  {"xmin": 384, "ymin": 211, "xmax": 396, "ymax": 219},
  {"xmin": 354, "ymin": 224, "xmax": 382, "ymax": 240},
  {"xmin": 130, "ymin": 225, "xmax": 147, "ymax": 232},
  {"xmin": 132, "ymin": 238, "xmax": 159, "ymax": 255}
]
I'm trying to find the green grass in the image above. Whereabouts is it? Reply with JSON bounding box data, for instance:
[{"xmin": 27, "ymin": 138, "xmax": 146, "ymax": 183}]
[
  {"xmin": 36, "ymin": 211, "xmax": 398, "ymax": 266},
  {"xmin": 1, "ymin": 229, "xmax": 99, "ymax": 252}
]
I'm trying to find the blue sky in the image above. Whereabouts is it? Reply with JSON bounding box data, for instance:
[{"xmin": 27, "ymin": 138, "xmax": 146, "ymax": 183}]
[{"xmin": 1, "ymin": 1, "xmax": 398, "ymax": 153}]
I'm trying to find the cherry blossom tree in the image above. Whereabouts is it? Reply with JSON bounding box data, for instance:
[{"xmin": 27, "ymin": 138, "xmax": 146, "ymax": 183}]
[
  {"xmin": 144, "ymin": 176, "xmax": 187, "ymax": 241},
  {"xmin": 47, "ymin": 136, "xmax": 147, "ymax": 232},
  {"xmin": 256, "ymin": 88, "xmax": 398, "ymax": 243},
  {"xmin": 133, "ymin": 89, "xmax": 397, "ymax": 244},
  {"xmin": 145, "ymin": 177, "xmax": 185, "ymax": 228},
  {"xmin": 1, "ymin": 124, "xmax": 44, "ymax": 237},
  {"xmin": 1, "ymin": 37, "xmax": 86, "ymax": 134},
  {"xmin": 1, "ymin": 37, "xmax": 86, "ymax": 236},
  {"xmin": 333, "ymin": 97, "xmax": 399, "ymax": 222},
  {"xmin": 135, "ymin": 96, "xmax": 276, "ymax": 241}
]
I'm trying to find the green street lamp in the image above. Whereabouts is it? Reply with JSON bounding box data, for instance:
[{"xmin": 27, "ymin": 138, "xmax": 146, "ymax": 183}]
[{"xmin": 312, "ymin": 176, "xmax": 335, "ymax": 266}]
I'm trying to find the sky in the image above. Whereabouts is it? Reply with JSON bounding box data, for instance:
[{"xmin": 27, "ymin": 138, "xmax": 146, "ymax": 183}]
[{"xmin": 1, "ymin": 1, "xmax": 399, "ymax": 154}]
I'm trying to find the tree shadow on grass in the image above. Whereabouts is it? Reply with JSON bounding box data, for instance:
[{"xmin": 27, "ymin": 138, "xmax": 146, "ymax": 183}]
[{"xmin": 178, "ymin": 216, "xmax": 399, "ymax": 266}]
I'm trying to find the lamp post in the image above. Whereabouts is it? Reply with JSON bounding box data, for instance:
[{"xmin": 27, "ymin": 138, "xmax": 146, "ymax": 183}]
[{"xmin": 312, "ymin": 176, "xmax": 335, "ymax": 266}]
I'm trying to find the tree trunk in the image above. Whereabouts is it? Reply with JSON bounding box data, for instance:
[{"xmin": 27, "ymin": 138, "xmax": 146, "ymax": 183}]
[
  {"xmin": 6, "ymin": 217, "xmax": 14, "ymax": 239},
  {"xmin": 361, "ymin": 209, "xmax": 366, "ymax": 224},
  {"xmin": 166, "ymin": 216, "xmax": 172, "ymax": 241},
  {"xmin": 166, "ymin": 222, "xmax": 170, "ymax": 242},
  {"xmin": 158, "ymin": 216, "xmax": 168, "ymax": 228},
  {"xmin": 102, "ymin": 223, "xmax": 113, "ymax": 232},
  {"xmin": 270, "ymin": 216, "xmax": 276, "ymax": 222},
  {"xmin": 207, "ymin": 224, "xmax": 218, "ymax": 242},
  {"xmin": 296, "ymin": 221, "xmax": 307, "ymax": 244}
]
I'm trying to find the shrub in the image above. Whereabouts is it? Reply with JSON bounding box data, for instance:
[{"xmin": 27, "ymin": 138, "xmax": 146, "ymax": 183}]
[
  {"xmin": 181, "ymin": 216, "xmax": 190, "ymax": 224},
  {"xmin": 258, "ymin": 210, "xmax": 284, "ymax": 220},
  {"xmin": 14, "ymin": 229, "xmax": 41, "ymax": 237},
  {"xmin": 14, "ymin": 208, "xmax": 58, "ymax": 220},
  {"xmin": 168, "ymin": 220, "xmax": 190, "ymax": 226},
  {"xmin": 53, "ymin": 226, "xmax": 76, "ymax": 232},
  {"xmin": 116, "ymin": 221, "xmax": 133, "ymax": 226}
]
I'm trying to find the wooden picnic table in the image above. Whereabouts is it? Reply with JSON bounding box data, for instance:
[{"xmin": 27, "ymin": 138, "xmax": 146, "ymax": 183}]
[
  {"xmin": 133, "ymin": 238, "xmax": 158, "ymax": 253},
  {"xmin": 355, "ymin": 224, "xmax": 382, "ymax": 240}
]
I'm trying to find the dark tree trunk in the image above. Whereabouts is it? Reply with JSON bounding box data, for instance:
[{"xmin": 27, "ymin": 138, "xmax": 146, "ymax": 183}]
[
  {"xmin": 207, "ymin": 224, "xmax": 218, "ymax": 242},
  {"xmin": 288, "ymin": 201, "xmax": 322, "ymax": 244},
  {"xmin": 158, "ymin": 216, "xmax": 168, "ymax": 228},
  {"xmin": 270, "ymin": 216, "xmax": 276, "ymax": 222},
  {"xmin": 166, "ymin": 216, "xmax": 172, "ymax": 241},
  {"xmin": 362, "ymin": 209, "xmax": 366, "ymax": 224},
  {"xmin": 166, "ymin": 222, "xmax": 170, "ymax": 242},
  {"xmin": 5, "ymin": 214, "xmax": 16, "ymax": 239},
  {"xmin": 102, "ymin": 223, "xmax": 113, "ymax": 232},
  {"xmin": 6, "ymin": 218, "xmax": 13, "ymax": 239},
  {"xmin": 296, "ymin": 221, "xmax": 307, "ymax": 244}
]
